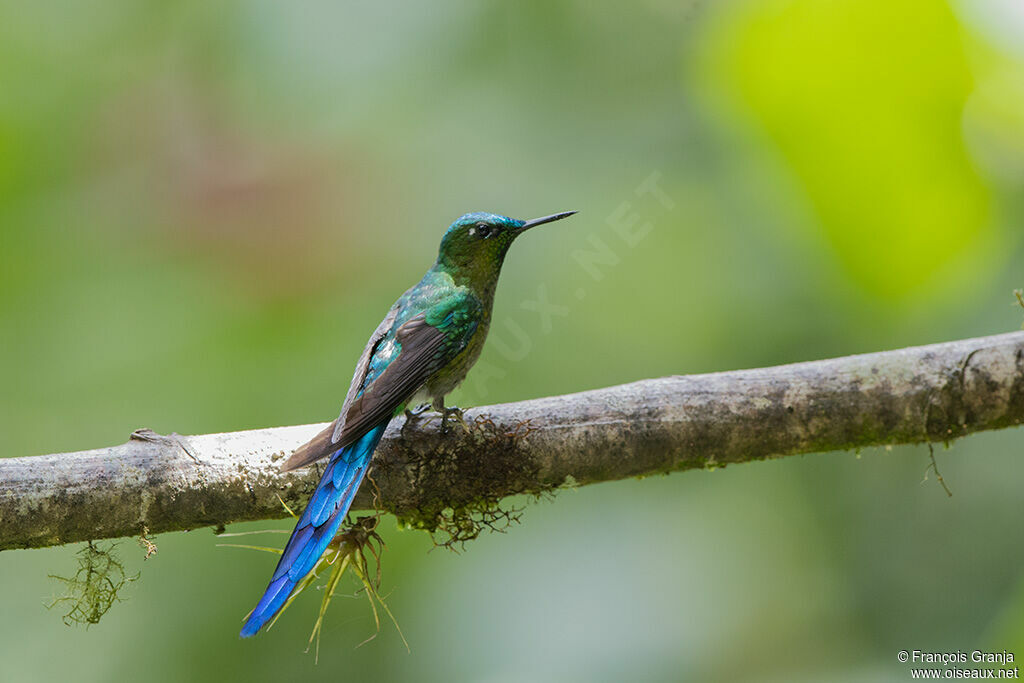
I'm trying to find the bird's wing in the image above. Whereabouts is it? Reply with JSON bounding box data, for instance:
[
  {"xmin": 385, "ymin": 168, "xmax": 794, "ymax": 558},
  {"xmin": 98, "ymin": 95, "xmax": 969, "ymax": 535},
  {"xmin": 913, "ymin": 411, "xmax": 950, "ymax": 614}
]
[
  {"xmin": 280, "ymin": 306, "xmax": 398, "ymax": 473},
  {"xmin": 280, "ymin": 293, "xmax": 480, "ymax": 472},
  {"xmin": 335, "ymin": 297, "xmax": 481, "ymax": 445},
  {"xmin": 334, "ymin": 307, "xmax": 400, "ymax": 441}
]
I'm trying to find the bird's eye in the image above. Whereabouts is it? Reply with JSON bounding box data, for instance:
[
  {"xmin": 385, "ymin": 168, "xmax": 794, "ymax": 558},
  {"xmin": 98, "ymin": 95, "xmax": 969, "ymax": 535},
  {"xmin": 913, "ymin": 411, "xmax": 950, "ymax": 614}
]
[{"xmin": 475, "ymin": 222, "xmax": 492, "ymax": 238}]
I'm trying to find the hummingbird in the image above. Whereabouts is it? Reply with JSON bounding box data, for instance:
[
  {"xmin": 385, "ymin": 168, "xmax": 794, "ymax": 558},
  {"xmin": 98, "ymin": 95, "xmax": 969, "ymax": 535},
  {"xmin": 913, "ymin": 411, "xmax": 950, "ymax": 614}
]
[{"xmin": 240, "ymin": 209, "xmax": 577, "ymax": 637}]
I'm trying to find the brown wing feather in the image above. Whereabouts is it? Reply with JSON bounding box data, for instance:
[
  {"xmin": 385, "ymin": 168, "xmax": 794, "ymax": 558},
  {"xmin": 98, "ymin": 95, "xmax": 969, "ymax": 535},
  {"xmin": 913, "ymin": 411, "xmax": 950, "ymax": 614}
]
[
  {"xmin": 280, "ymin": 306, "xmax": 399, "ymax": 472},
  {"xmin": 331, "ymin": 307, "xmax": 399, "ymax": 443},
  {"xmin": 332, "ymin": 314, "xmax": 450, "ymax": 446},
  {"xmin": 279, "ymin": 423, "xmax": 335, "ymax": 473}
]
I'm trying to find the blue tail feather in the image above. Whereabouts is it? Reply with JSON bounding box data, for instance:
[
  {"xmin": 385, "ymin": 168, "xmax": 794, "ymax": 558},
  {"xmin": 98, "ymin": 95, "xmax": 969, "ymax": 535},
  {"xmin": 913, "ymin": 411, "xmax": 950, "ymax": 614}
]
[
  {"xmin": 307, "ymin": 458, "xmax": 353, "ymax": 527},
  {"xmin": 240, "ymin": 421, "xmax": 388, "ymax": 638}
]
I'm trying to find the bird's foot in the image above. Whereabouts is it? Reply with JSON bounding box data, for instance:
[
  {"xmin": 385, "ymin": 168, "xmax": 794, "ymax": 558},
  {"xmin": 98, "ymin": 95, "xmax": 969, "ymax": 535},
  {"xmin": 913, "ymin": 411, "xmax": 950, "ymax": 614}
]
[
  {"xmin": 406, "ymin": 403, "xmax": 431, "ymax": 418},
  {"xmin": 401, "ymin": 403, "xmax": 432, "ymax": 438},
  {"xmin": 440, "ymin": 406, "xmax": 468, "ymax": 435}
]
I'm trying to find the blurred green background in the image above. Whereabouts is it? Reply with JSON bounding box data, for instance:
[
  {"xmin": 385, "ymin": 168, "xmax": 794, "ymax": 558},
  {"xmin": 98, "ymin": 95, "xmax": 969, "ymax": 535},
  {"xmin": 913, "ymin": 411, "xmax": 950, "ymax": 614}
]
[{"xmin": 2, "ymin": 1, "xmax": 1023, "ymax": 681}]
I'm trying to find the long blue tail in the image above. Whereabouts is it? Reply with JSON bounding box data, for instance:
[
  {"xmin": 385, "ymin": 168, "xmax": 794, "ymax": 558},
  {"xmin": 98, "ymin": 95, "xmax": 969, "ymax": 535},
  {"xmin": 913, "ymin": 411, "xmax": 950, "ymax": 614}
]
[{"xmin": 240, "ymin": 420, "xmax": 388, "ymax": 637}]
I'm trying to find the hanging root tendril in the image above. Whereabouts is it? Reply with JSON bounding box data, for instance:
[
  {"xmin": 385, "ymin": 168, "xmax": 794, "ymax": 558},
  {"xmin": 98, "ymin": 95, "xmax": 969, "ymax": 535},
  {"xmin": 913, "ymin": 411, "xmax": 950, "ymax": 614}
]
[
  {"xmin": 221, "ymin": 503, "xmax": 407, "ymax": 660},
  {"xmin": 47, "ymin": 542, "xmax": 138, "ymax": 627}
]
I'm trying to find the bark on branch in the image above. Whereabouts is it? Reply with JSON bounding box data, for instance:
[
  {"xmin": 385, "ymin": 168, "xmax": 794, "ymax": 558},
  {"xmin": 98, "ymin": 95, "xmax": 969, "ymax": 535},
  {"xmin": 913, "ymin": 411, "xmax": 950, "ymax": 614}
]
[{"xmin": 2, "ymin": 332, "xmax": 1023, "ymax": 552}]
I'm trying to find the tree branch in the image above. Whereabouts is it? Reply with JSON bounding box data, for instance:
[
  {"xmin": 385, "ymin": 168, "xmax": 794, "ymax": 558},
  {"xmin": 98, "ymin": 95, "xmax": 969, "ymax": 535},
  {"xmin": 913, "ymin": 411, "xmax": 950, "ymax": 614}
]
[{"xmin": 2, "ymin": 332, "xmax": 1022, "ymax": 552}]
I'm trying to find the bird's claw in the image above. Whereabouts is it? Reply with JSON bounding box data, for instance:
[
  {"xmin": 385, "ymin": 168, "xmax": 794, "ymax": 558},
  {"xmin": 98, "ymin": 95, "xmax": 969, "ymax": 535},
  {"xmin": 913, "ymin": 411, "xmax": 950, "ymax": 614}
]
[
  {"xmin": 401, "ymin": 404, "xmax": 432, "ymax": 438},
  {"xmin": 405, "ymin": 403, "xmax": 431, "ymax": 418},
  {"xmin": 402, "ymin": 403, "xmax": 468, "ymax": 436},
  {"xmin": 440, "ymin": 406, "xmax": 468, "ymax": 434}
]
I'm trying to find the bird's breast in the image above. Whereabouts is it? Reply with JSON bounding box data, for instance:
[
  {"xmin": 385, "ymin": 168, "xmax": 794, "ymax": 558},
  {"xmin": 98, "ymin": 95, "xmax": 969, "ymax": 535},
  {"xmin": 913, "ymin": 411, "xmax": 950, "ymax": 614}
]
[{"xmin": 424, "ymin": 311, "xmax": 491, "ymax": 399}]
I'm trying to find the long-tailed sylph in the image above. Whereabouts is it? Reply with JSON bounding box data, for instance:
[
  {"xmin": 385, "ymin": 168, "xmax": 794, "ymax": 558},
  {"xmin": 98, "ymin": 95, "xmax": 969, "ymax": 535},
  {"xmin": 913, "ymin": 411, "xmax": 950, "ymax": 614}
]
[{"xmin": 241, "ymin": 210, "xmax": 576, "ymax": 637}]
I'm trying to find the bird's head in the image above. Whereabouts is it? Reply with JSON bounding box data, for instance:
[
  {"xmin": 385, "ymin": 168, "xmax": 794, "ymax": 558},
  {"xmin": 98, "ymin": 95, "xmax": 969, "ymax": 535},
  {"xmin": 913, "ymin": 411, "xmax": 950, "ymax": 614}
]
[{"xmin": 436, "ymin": 211, "xmax": 576, "ymax": 284}]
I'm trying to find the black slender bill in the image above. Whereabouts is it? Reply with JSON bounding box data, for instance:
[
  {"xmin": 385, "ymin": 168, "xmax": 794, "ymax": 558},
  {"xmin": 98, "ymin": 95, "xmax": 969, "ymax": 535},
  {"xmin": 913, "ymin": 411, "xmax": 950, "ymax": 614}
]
[{"xmin": 519, "ymin": 210, "xmax": 577, "ymax": 231}]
